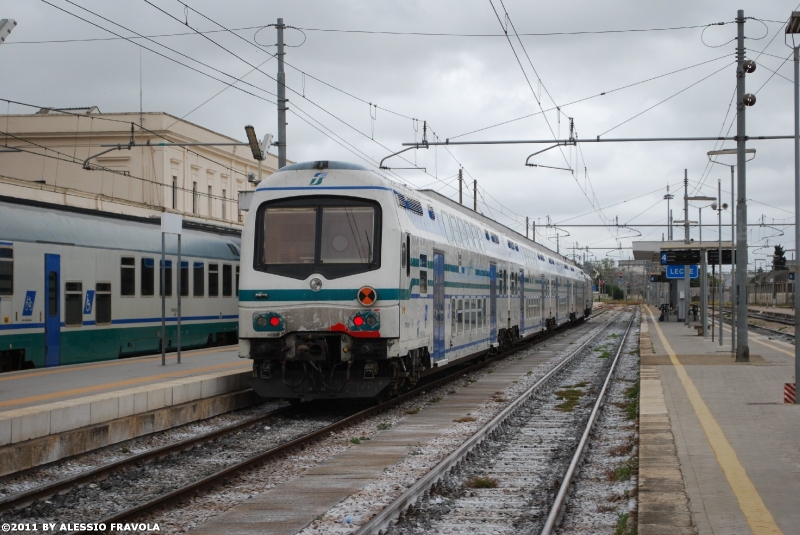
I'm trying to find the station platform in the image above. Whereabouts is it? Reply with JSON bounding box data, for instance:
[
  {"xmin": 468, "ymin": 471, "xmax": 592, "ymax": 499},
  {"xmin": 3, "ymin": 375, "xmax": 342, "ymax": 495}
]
[
  {"xmin": 0, "ymin": 347, "xmax": 252, "ymax": 476},
  {"xmin": 638, "ymin": 305, "xmax": 799, "ymax": 535}
]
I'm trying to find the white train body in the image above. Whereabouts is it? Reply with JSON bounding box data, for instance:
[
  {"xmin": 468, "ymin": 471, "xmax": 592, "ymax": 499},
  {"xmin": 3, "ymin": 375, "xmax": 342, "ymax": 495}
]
[{"xmin": 238, "ymin": 161, "xmax": 592, "ymax": 400}]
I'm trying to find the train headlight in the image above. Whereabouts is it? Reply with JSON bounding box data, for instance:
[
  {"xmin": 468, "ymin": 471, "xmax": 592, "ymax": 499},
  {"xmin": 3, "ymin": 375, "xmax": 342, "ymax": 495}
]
[
  {"xmin": 365, "ymin": 315, "xmax": 378, "ymax": 327},
  {"xmin": 310, "ymin": 278, "xmax": 322, "ymax": 292},
  {"xmin": 256, "ymin": 316, "xmax": 268, "ymax": 327},
  {"xmin": 353, "ymin": 315, "xmax": 365, "ymax": 326},
  {"xmin": 253, "ymin": 312, "xmax": 284, "ymax": 331}
]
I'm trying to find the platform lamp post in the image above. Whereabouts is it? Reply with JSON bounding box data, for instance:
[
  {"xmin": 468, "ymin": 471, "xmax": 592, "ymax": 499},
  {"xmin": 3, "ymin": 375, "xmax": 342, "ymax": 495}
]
[
  {"xmin": 684, "ymin": 193, "xmax": 716, "ymax": 332},
  {"xmin": 708, "ymin": 148, "xmax": 755, "ymax": 354},
  {"xmin": 787, "ymin": 11, "xmax": 800, "ymax": 402},
  {"xmin": 244, "ymin": 125, "xmax": 272, "ymax": 184}
]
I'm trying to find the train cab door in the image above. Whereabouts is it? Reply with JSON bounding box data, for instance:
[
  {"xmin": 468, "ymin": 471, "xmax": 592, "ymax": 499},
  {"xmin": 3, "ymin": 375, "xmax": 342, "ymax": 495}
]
[
  {"xmin": 44, "ymin": 254, "xmax": 61, "ymax": 367},
  {"xmin": 489, "ymin": 263, "xmax": 497, "ymax": 343},
  {"xmin": 519, "ymin": 269, "xmax": 525, "ymax": 335},
  {"xmin": 432, "ymin": 251, "xmax": 445, "ymax": 361}
]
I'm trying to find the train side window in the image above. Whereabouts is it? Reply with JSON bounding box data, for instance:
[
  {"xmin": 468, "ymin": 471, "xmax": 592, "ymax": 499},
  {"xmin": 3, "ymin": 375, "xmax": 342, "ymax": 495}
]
[
  {"xmin": 401, "ymin": 241, "xmax": 407, "ymax": 269},
  {"xmin": 447, "ymin": 217, "xmax": 460, "ymax": 248},
  {"xmin": 451, "ymin": 298, "xmax": 456, "ymax": 332},
  {"xmin": 209, "ymin": 264, "xmax": 219, "ymax": 297},
  {"xmin": 406, "ymin": 235, "xmax": 411, "ymax": 277},
  {"xmin": 457, "ymin": 299, "xmax": 464, "ymax": 333},
  {"xmin": 223, "ymin": 264, "xmax": 232, "ymax": 297},
  {"xmin": 193, "ymin": 262, "xmax": 205, "ymax": 297},
  {"xmin": 235, "ymin": 266, "xmax": 240, "ymax": 297},
  {"xmin": 159, "ymin": 260, "xmax": 173, "ymax": 297},
  {"xmin": 478, "ymin": 299, "xmax": 484, "ymax": 329},
  {"xmin": 120, "ymin": 257, "xmax": 135, "ymax": 297},
  {"xmin": 0, "ymin": 246, "xmax": 12, "ymax": 296},
  {"xmin": 65, "ymin": 282, "xmax": 82, "ymax": 327},
  {"xmin": 96, "ymin": 283, "xmax": 111, "ymax": 325},
  {"xmin": 442, "ymin": 212, "xmax": 454, "ymax": 244},
  {"xmin": 482, "ymin": 298, "xmax": 487, "ymax": 328},
  {"xmin": 180, "ymin": 262, "xmax": 189, "ymax": 297},
  {"xmin": 469, "ymin": 299, "xmax": 478, "ymax": 331},
  {"xmin": 419, "ymin": 254, "xmax": 428, "ymax": 295},
  {"xmin": 141, "ymin": 258, "xmax": 155, "ymax": 297}
]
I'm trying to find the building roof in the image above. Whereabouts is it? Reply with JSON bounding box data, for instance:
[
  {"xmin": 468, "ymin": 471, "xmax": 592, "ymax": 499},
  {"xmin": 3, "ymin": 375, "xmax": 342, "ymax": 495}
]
[{"xmin": 36, "ymin": 106, "xmax": 100, "ymax": 115}]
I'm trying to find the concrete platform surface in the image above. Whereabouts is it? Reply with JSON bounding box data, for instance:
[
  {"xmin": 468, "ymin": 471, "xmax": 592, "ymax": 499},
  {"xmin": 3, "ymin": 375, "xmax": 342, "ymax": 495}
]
[
  {"xmin": 639, "ymin": 305, "xmax": 799, "ymax": 535},
  {"xmin": 0, "ymin": 346, "xmax": 251, "ymax": 462}
]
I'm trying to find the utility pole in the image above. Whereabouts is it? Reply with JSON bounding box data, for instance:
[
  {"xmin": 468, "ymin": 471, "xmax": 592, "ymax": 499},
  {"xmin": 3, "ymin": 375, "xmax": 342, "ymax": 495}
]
[
  {"xmin": 473, "ymin": 179, "xmax": 477, "ymax": 211},
  {"xmin": 458, "ymin": 168, "xmax": 463, "ymax": 205},
  {"xmin": 735, "ymin": 9, "xmax": 750, "ymax": 362},
  {"xmin": 532, "ymin": 221, "xmax": 536, "ymax": 242},
  {"xmin": 526, "ymin": 216, "xmax": 529, "ymax": 239},
  {"xmin": 791, "ymin": 12, "xmax": 800, "ymax": 401},
  {"xmin": 277, "ymin": 18, "xmax": 287, "ymax": 169},
  {"xmin": 683, "ymin": 171, "xmax": 690, "ymax": 326}
]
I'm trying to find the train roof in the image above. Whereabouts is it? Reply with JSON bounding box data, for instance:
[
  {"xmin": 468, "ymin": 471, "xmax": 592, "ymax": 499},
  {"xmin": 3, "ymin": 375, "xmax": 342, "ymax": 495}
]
[
  {"xmin": 418, "ymin": 188, "xmax": 582, "ymax": 272},
  {"xmin": 0, "ymin": 197, "xmax": 241, "ymax": 260}
]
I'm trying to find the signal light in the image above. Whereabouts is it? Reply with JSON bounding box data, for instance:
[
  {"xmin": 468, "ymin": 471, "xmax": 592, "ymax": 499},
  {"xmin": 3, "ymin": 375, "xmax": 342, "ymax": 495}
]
[
  {"xmin": 269, "ymin": 316, "xmax": 281, "ymax": 327},
  {"xmin": 353, "ymin": 315, "xmax": 365, "ymax": 326}
]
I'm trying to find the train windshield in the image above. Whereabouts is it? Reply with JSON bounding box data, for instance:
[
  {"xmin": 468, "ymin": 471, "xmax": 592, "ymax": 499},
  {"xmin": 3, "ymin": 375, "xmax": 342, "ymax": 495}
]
[{"xmin": 257, "ymin": 197, "xmax": 381, "ymax": 280}]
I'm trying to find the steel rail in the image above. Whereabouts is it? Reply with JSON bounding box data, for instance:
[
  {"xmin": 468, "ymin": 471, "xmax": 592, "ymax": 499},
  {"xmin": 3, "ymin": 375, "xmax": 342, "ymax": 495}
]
[
  {"xmin": 354, "ymin": 310, "xmax": 625, "ymax": 535},
  {"xmin": 541, "ymin": 312, "xmax": 636, "ymax": 534},
  {"xmin": 0, "ymin": 404, "xmax": 293, "ymax": 513},
  {"xmin": 73, "ymin": 311, "xmax": 607, "ymax": 534}
]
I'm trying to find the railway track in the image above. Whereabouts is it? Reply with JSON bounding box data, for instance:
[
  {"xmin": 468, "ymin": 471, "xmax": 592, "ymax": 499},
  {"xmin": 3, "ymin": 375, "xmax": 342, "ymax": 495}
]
[
  {"xmin": 1, "ymin": 311, "xmax": 610, "ymax": 533},
  {"xmin": 715, "ymin": 306, "xmax": 795, "ymax": 339},
  {"xmin": 355, "ymin": 309, "xmax": 634, "ymax": 534}
]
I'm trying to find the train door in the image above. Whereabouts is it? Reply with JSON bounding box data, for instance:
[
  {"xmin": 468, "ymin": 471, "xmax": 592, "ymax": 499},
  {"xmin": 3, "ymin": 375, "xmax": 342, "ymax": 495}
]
[
  {"xmin": 519, "ymin": 269, "xmax": 525, "ymax": 335},
  {"xmin": 489, "ymin": 263, "xmax": 497, "ymax": 343},
  {"xmin": 432, "ymin": 251, "xmax": 445, "ymax": 361},
  {"xmin": 44, "ymin": 254, "xmax": 61, "ymax": 367}
]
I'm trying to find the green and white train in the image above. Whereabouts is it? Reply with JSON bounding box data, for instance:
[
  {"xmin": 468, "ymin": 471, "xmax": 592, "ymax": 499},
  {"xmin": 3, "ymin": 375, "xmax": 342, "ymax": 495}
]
[
  {"xmin": 0, "ymin": 197, "xmax": 241, "ymax": 372},
  {"xmin": 238, "ymin": 161, "xmax": 593, "ymax": 401}
]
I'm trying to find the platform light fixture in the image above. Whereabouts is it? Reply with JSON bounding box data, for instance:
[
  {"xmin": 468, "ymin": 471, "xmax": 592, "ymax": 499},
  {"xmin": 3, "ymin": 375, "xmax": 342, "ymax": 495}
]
[
  {"xmin": 244, "ymin": 125, "xmax": 264, "ymax": 161},
  {"xmin": 0, "ymin": 19, "xmax": 17, "ymax": 44}
]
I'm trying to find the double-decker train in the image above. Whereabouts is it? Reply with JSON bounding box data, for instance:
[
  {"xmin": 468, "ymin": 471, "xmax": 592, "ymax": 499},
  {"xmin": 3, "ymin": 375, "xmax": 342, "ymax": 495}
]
[
  {"xmin": 0, "ymin": 197, "xmax": 241, "ymax": 372},
  {"xmin": 238, "ymin": 161, "xmax": 593, "ymax": 401}
]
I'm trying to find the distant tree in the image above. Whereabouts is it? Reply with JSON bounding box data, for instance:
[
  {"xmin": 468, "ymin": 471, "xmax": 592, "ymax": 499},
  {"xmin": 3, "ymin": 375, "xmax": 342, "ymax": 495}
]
[{"xmin": 773, "ymin": 245, "xmax": 787, "ymax": 270}]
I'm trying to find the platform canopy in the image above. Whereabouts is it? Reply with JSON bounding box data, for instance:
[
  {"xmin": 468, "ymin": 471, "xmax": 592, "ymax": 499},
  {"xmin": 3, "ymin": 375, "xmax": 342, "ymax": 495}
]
[{"xmin": 631, "ymin": 240, "xmax": 734, "ymax": 263}]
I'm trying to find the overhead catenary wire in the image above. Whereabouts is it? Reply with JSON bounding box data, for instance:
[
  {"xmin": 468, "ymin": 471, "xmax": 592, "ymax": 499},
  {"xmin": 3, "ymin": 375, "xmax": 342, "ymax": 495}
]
[{"xmin": 4, "ymin": 21, "xmax": 735, "ymax": 45}]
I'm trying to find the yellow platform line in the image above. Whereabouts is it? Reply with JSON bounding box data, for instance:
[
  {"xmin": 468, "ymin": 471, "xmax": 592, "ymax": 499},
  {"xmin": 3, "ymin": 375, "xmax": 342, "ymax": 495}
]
[
  {"xmin": 646, "ymin": 306, "xmax": 784, "ymax": 535},
  {"xmin": 0, "ymin": 345, "xmax": 238, "ymax": 383},
  {"xmin": 0, "ymin": 361, "xmax": 250, "ymax": 410}
]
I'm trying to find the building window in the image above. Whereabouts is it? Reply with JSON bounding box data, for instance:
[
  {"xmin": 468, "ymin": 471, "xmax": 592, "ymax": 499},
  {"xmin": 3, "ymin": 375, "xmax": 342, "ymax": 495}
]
[
  {"xmin": 209, "ymin": 263, "xmax": 219, "ymax": 297},
  {"xmin": 159, "ymin": 260, "xmax": 173, "ymax": 297},
  {"xmin": 222, "ymin": 264, "xmax": 232, "ymax": 297},
  {"xmin": 208, "ymin": 186, "xmax": 213, "ymax": 217},
  {"xmin": 192, "ymin": 182, "xmax": 198, "ymax": 214},
  {"xmin": 121, "ymin": 257, "xmax": 135, "ymax": 296},
  {"xmin": 0, "ymin": 246, "xmax": 12, "ymax": 296},
  {"xmin": 141, "ymin": 258, "xmax": 154, "ymax": 296},
  {"xmin": 193, "ymin": 262, "xmax": 204, "ymax": 297},
  {"xmin": 180, "ymin": 261, "xmax": 189, "ymax": 297},
  {"xmin": 172, "ymin": 176, "xmax": 177, "ymax": 209},
  {"xmin": 96, "ymin": 282, "xmax": 111, "ymax": 325},
  {"xmin": 222, "ymin": 189, "xmax": 227, "ymax": 220},
  {"xmin": 65, "ymin": 282, "xmax": 82, "ymax": 327},
  {"xmin": 235, "ymin": 266, "xmax": 239, "ymax": 296}
]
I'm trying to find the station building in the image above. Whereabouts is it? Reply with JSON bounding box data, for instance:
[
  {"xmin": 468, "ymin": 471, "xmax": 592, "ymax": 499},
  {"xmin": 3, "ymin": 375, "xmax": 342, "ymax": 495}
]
[{"xmin": 0, "ymin": 107, "xmax": 278, "ymax": 228}]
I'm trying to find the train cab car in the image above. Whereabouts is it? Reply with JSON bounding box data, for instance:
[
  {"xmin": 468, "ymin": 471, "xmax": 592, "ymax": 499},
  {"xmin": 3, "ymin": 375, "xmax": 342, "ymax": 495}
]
[{"xmin": 239, "ymin": 161, "xmax": 591, "ymax": 402}]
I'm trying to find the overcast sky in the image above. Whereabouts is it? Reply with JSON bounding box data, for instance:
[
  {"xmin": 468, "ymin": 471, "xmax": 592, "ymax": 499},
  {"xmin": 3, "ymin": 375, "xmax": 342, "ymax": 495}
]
[{"xmin": 2, "ymin": 0, "xmax": 798, "ymax": 268}]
